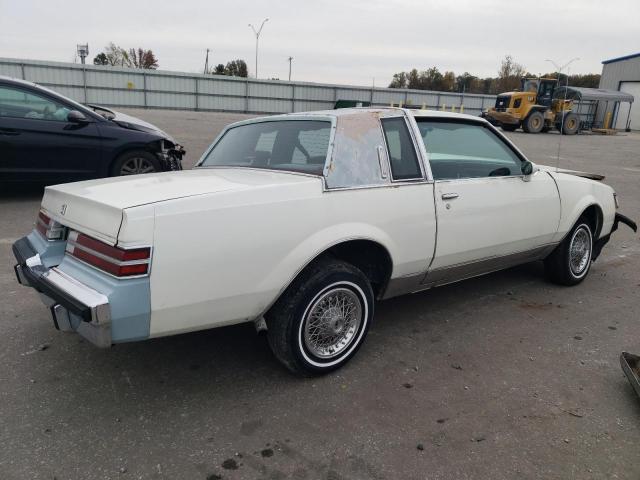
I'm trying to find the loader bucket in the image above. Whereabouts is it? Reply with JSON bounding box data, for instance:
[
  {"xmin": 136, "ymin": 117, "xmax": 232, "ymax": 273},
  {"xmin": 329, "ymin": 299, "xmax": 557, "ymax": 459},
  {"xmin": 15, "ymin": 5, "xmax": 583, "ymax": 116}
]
[{"xmin": 620, "ymin": 352, "xmax": 640, "ymax": 398}]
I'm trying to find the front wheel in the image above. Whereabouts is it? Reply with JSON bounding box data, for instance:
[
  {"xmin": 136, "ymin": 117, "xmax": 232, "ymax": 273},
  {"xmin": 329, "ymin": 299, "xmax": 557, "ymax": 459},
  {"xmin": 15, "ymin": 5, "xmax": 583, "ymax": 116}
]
[
  {"xmin": 523, "ymin": 111, "xmax": 544, "ymax": 133},
  {"xmin": 110, "ymin": 150, "xmax": 161, "ymax": 177},
  {"xmin": 501, "ymin": 124, "xmax": 518, "ymax": 132},
  {"xmin": 266, "ymin": 258, "xmax": 374, "ymax": 376},
  {"xmin": 544, "ymin": 219, "xmax": 593, "ymax": 285}
]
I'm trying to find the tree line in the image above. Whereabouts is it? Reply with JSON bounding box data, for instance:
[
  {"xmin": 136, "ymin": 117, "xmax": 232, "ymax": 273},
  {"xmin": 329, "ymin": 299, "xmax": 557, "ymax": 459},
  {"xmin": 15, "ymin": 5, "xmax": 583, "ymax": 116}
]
[
  {"xmin": 389, "ymin": 55, "xmax": 601, "ymax": 94},
  {"xmin": 93, "ymin": 42, "xmax": 248, "ymax": 78}
]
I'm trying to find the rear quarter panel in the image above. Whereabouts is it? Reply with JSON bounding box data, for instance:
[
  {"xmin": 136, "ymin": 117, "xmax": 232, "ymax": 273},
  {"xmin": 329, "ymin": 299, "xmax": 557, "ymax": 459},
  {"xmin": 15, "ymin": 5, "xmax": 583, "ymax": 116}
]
[{"xmin": 147, "ymin": 181, "xmax": 436, "ymax": 337}]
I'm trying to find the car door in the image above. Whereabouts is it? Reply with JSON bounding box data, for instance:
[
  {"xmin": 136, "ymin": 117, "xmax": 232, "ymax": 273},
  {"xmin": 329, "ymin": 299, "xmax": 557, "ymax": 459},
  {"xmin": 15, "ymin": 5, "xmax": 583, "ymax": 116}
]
[
  {"xmin": 414, "ymin": 118, "xmax": 561, "ymax": 285},
  {"xmin": 0, "ymin": 83, "xmax": 102, "ymax": 182}
]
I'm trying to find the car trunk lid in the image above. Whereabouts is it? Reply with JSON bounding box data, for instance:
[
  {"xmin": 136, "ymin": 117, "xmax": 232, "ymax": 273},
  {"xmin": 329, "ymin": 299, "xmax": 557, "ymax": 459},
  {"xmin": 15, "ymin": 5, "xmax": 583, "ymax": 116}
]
[{"xmin": 41, "ymin": 169, "xmax": 320, "ymax": 245}]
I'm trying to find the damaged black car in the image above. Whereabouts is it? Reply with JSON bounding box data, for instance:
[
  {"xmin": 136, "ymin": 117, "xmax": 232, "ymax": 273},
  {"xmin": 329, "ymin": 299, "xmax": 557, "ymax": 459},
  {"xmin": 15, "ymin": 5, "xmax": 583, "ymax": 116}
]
[{"xmin": 0, "ymin": 76, "xmax": 184, "ymax": 183}]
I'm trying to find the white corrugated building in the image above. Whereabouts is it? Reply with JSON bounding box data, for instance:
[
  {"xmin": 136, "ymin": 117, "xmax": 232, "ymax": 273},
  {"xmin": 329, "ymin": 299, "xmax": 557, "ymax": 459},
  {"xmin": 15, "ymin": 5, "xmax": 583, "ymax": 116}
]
[{"xmin": 599, "ymin": 53, "xmax": 640, "ymax": 130}]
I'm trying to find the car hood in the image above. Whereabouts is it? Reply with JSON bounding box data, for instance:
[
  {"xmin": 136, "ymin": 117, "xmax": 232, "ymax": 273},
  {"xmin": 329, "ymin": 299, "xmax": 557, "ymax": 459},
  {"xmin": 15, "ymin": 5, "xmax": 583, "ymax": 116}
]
[
  {"xmin": 88, "ymin": 105, "xmax": 176, "ymax": 142},
  {"xmin": 41, "ymin": 169, "xmax": 321, "ymax": 243}
]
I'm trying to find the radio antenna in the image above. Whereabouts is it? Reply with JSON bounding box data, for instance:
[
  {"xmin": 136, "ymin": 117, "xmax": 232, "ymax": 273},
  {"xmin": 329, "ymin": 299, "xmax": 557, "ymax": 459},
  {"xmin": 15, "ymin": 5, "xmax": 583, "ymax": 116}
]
[{"xmin": 545, "ymin": 57, "xmax": 579, "ymax": 172}]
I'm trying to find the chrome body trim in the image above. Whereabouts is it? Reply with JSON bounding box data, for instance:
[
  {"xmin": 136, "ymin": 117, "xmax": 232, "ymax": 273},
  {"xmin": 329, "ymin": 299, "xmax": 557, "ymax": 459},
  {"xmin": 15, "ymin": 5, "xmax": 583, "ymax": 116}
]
[
  {"xmin": 420, "ymin": 244, "xmax": 557, "ymax": 288},
  {"xmin": 42, "ymin": 268, "xmax": 111, "ymax": 325},
  {"xmin": 378, "ymin": 114, "xmax": 426, "ymax": 183},
  {"xmin": 381, "ymin": 272, "xmax": 426, "ymax": 300},
  {"xmin": 382, "ymin": 243, "xmax": 558, "ymax": 300},
  {"xmin": 376, "ymin": 145, "xmax": 389, "ymax": 179}
]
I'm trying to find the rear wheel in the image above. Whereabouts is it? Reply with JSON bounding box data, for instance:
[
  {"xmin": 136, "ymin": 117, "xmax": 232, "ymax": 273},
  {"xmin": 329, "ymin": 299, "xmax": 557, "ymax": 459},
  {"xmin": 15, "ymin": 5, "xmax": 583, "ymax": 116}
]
[
  {"xmin": 544, "ymin": 218, "xmax": 593, "ymax": 285},
  {"xmin": 522, "ymin": 111, "xmax": 544, "ymax": 133},
  {"xmin": 266, "ymin": 258, "xmax": 374, "ymax": 376},
  {"xmin": 110, "ymin": 150, "xmax": 161, "ymax": 177},
  {"xmin": 561, "ymin": 112, "xmax": 580, "ymax": 135}
]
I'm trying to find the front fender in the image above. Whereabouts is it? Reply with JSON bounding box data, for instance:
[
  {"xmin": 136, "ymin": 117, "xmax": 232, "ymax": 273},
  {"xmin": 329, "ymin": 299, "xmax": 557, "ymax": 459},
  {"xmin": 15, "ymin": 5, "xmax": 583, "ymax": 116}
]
[{"xmin": 549, "ymin": 172, "xmax": 616, "ymax": 242}]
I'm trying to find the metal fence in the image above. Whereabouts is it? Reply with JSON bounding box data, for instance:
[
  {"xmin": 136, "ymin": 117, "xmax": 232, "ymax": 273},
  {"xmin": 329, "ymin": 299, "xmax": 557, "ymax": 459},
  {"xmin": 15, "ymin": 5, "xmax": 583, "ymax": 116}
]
[{"xmin": 0, "ymin": 57, "xmax": 496, "ymax": 116}]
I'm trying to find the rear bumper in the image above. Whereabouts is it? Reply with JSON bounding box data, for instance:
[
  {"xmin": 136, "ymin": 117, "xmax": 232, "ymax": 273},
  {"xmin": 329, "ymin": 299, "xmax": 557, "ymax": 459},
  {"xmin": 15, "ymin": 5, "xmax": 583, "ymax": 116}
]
[{"xmin": 13, "ymin": 236, "xmax": 112, "ymax": 347}]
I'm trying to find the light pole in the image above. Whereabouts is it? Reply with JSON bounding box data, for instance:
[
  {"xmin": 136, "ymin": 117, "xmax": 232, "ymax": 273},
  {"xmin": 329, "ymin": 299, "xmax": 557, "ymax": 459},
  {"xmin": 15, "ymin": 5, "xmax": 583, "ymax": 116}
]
[
  {"xmin": 287, "ymin": 56, "xmax": 293, "ymax": 81},
  {"xmin": 545, "ymin": 57, "xmax": 579, "ymax": 171},
  {"xmin": 248, "ymin": 18, "xmax": 269, "ymax": 78}
]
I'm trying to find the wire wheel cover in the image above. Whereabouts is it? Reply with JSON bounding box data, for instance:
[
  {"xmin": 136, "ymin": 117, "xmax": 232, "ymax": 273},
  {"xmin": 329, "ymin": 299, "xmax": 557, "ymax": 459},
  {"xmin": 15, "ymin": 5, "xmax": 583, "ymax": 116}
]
[
  {"xmin": 303, "ymin": 287, "xmax": 363, "ymax": 359},
  {"xmin": 570, "ymin": 227, "xmax": 591, "ymax": 275}
]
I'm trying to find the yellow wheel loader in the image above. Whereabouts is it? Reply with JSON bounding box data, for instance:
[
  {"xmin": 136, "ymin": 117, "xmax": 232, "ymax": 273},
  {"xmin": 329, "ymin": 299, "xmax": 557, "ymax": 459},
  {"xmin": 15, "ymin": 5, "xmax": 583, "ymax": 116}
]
[{"xmin": 484, "ymin": 77, "xmax": 580, "ymax": 135}]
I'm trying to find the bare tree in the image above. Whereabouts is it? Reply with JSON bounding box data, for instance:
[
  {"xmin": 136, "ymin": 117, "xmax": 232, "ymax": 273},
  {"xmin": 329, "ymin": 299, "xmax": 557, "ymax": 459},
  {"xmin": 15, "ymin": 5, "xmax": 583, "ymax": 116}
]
[
  {"xmin": 128, "ymin": 48, "xmax": 159, "ymax": 69},
  {"xmin": 94, "ymin": 43, "xmax": 158, "ymax": 69},
  {"xmin": 497, "ymin": 55, "xmax": 526, "ymax": 92},
  {"xmin": 103, "ymin": 43, "xmax": 128, "ymax": 66}
]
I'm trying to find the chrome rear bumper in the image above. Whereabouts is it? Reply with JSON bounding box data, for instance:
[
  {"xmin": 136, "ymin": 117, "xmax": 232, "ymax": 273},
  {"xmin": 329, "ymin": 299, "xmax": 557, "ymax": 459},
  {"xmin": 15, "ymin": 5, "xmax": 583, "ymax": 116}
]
[{"xmin": 13, "ymin": 237, "xmax": 112, "ymax": 348}]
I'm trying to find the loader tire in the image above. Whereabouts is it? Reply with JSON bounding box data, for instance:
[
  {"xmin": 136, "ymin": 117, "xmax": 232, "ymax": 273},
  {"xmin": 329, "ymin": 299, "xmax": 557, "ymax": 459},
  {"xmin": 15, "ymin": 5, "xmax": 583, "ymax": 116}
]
[
  {"xmin": 522, "ymin": 111, "xmax": 544, "ymax": 134},
  {"xmin": 561, "ymin": 113, "xmax": 580, "ymax": 135}
]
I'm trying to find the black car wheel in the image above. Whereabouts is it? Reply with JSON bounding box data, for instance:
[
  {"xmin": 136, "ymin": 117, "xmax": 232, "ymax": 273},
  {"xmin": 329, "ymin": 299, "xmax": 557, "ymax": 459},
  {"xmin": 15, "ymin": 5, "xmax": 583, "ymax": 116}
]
[
  {"xmin": 111, "ymin": 150, "xmax": 161, "ymax": 176},
  {"xmin": 544, "ymin": 217, "xmax": 593, "ymax": 286},
  {"xmin": 266, "ymin": 258, "xmax": 374, "ymax": 376}
]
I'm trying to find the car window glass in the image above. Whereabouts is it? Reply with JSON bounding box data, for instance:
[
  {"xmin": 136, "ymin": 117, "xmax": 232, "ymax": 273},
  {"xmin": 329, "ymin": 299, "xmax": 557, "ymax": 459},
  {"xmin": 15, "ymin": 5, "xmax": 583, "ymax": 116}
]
[
  {"xmin": 292, "ymin": 128, "xmax": 331, "ymax": 164},
  {"xmin": 380, "ymin": 117, "xmax": 422, "ymax": 180},
  {"xmin": 416, "ymin": 120, "xmax": 523, "ymax": 180},
  {"xmin": 200, "ymin": 120, "xmax": 331, "ymax": 175},
  {"xmin": 0, "ymin": 85, "xmax": 71, "ymax": 122}
]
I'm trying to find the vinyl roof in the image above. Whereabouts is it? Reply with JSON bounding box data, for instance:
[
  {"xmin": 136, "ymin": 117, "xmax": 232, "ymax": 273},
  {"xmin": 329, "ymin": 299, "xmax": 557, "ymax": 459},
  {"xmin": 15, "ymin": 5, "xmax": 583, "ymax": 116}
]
[
  {"xmin": 602, "ymin": 53, "xmax": 640, "ymax": 65},
  {"xmin": 554, "ymin": 86, "xmax": 634, "ymax": 103}
]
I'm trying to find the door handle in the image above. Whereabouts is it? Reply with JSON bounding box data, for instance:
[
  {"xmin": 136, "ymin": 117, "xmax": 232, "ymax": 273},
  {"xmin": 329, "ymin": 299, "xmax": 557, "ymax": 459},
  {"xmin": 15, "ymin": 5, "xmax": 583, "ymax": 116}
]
[
  {"xmin": 441, "ymin": 192, "xmax": 459, "ymax": 200},
  {"xmin": 0, "ymin": 128, "xmax": 19, "ymax": 136}
]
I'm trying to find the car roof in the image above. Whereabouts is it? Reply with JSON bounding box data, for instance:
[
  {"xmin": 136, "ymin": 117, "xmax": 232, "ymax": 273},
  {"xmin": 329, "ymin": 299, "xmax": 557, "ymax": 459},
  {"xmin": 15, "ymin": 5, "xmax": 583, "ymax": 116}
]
[
  {"xmin": 235, "ymin": 107, "xmax": 488, "ymax": 127},
  {"xmin": 0, "ymin": 75, "xmax": 39, "ymax": 88}
]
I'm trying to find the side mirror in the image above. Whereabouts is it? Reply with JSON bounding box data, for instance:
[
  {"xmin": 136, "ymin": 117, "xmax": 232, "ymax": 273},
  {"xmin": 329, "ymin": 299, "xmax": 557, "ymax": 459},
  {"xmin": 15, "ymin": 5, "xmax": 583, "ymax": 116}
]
[
  {"xmin": 67, "ymin": 110, "xmax": 88, "ymax": 124},
  {"xmin": 521, "ymin": 160, "xmax": 540, "ymax": 181}
]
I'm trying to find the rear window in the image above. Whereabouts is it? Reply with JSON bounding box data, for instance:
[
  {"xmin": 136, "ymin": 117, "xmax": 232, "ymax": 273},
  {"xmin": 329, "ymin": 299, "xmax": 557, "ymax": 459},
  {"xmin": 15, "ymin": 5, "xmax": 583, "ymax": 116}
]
[{"xmin": 200, "ymin": 120, "xmax": 331, "ymax": 175}]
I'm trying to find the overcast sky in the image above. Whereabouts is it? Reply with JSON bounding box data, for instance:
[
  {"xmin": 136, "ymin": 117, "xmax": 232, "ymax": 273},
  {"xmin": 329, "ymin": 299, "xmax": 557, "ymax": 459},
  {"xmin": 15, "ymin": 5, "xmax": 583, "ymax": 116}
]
[{"xmin": 1, "ymin": 0, "xmax": 638, "ymax": 86}]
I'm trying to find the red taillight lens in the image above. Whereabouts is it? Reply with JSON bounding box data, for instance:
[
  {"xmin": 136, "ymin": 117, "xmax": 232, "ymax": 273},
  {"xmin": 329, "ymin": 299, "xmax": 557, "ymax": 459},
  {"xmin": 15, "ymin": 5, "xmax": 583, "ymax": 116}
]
[
  {"xmin": 65, "ymin": 231, "xmax": 151, "ymax": 277},
  {"xmin": 36, "ymin": 210, "xmax": 65, "ymax": 240}
]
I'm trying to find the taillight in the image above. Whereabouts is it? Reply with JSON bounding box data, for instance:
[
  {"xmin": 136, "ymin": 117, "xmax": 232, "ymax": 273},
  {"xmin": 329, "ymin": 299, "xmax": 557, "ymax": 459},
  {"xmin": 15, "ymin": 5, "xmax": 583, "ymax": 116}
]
[
  {"xmin": 36, "ymin": 210, "xmax": 66, "ymax": 241},
  {"xmin": 65, "ymin": 230, "xmax": 151, "ymax": 277}
]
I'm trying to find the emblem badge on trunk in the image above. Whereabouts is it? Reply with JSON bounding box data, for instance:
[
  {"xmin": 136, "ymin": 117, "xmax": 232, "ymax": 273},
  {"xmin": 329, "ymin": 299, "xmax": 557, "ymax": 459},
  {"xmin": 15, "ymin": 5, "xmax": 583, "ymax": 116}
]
[{"xmin": 60, "ymin": 204, "xmax": 67, "ymax": 216}]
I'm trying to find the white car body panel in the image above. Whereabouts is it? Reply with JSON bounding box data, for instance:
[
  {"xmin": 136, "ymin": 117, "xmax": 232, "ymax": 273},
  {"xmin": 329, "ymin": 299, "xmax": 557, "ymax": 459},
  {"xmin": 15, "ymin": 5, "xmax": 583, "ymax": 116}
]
[
  {"xmin": 543, "ymin": 169, "xmax": 616, "ymax": 241},
  {"xmin": 148, "ymin": 175, "xmax": 436, "ymax": 337},
  {"xmin": 429, "ymin": 171, "xmax": 561, "ymax": 271}
]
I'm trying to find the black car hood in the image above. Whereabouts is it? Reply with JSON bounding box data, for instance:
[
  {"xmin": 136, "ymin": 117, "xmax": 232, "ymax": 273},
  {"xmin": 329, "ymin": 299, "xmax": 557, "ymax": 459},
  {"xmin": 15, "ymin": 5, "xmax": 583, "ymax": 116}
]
[{"xmin": 87, "ymin": 105, "xmax": 176, "ymax": 143}]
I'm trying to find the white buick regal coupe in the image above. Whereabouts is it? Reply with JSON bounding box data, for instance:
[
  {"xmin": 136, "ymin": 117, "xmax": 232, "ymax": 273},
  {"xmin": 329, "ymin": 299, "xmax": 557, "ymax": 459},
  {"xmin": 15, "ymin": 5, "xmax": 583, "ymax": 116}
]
[{"xmin": 13, "ymin": 108, "xmax": 636, "ymax": 375}]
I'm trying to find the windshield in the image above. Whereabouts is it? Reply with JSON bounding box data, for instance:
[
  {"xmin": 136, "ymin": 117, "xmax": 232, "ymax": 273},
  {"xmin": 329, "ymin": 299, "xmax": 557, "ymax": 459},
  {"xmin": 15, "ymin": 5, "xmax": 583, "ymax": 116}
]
[{"xmin": 199, "ymin": 120, "xmax": 331, "ymax": 175}]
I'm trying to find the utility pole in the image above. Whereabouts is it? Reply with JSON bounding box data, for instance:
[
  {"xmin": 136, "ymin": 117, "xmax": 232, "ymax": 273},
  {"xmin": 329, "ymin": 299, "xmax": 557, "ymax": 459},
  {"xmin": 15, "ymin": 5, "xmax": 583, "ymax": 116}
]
[
  {"xmin": 248, "ymin": 18, "xmax": 269, "ymax": 78},
  {"xmin": 287, "ymin": 56, "xmax": 293, "ymax": 81},
  {"xmin": 204, "ymin": 48, "xmax": 211, "ymax": 74}
]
